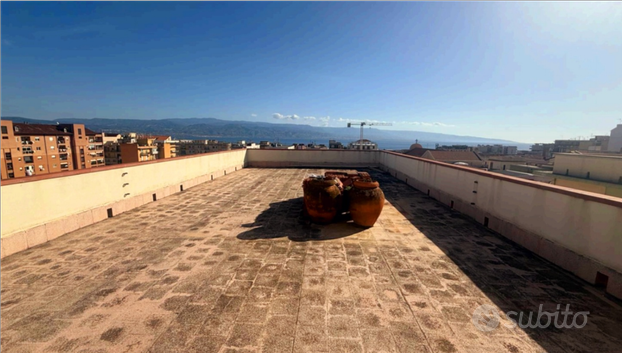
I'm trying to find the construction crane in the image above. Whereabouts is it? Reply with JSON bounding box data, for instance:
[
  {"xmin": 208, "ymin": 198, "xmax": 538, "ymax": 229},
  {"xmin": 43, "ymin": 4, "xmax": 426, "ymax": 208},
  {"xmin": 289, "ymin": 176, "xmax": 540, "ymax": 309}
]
[{"xmin": 347, "ymin": 122, "xmax": 393, "ymax": 150}]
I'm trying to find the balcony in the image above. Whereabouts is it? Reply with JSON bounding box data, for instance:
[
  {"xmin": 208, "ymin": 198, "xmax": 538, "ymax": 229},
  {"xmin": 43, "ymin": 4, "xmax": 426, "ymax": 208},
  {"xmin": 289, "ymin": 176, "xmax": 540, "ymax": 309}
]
[{"xmin": 0, "ymin": 150, "xmax": 621, "ymax": 352}]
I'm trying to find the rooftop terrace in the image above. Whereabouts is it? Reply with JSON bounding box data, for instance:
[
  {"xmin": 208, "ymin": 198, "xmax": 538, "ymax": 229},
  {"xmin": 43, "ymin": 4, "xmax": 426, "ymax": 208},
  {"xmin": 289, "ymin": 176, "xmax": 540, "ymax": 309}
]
[{"xmin": 2, "ymin": 168, "xmax": 621, "ymax": 353}]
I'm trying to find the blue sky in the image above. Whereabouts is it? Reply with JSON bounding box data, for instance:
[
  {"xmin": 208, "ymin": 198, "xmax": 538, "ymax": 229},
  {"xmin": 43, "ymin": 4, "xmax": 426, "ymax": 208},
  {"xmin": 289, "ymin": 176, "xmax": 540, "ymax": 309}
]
[{"xmin": 2, "ymin": 2, "xmax": 621, "ymax": 143}]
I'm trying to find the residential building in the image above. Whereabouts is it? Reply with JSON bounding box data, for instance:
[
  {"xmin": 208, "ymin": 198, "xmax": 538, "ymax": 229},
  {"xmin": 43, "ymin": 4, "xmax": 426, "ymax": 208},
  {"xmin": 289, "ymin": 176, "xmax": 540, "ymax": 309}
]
[
  {"xmin": 0, "ymin": 120, "xmax": 104, "ymax": 180},
  {"xmin": 102, "ymin": 132, "xmax": 122, "ymax": 144},
  {"xmin": 420, "ymin": 150, "xmax": 486, "ymax": 168},
  {"xmin": 329, "ymin": 140, "xmax": 344, "ymax": 149},
  {"xmin": 530, "ymin": 143, "xmax": 554, "ymax": 159},
  {"xmin": 120, "ymin": 139, "xmax": 159, "ymax": 163},
  {"xmin": 150, "ymin": 135, "xmax": 178, "ymax": 159},
  {"xmin": 553, "ymin": 139, "xmax": 585, "ymax": 153},
  {"xmin": 177, "ymin": 139, "xmax": 233, "ymax": 156},
  {"xmin": 578, "ymin": 135, "xmax": 610, "ymax": 152},
  {"xmin": 474, "ymin": 144, "xmax": 518, "ymax": 155},
  {"xmin": 503, "ymin": 146, "xmax": 518, "ymax": 155},
  {"xmin": 608, "ymin": 124, "xmax": 622, "ymax": 153},
  {"xmin": 258, "ymin": 141, "xmax": 294, "ymax": 150},
  {"xmin": 437, "ymin": 144, "xmax": 472, "ymax": 151},
  {"xmin": 348, "ymin": 139, "xmax": 378, "ymax": 150},
  {"xmin": 232, "ymin": 140, "xmax": 258, "ymax": 149},
  {"xmin": 104, "ymin": 142, "xmax": 122, "ymax": 165},
  {"xmin": 552, "ymin": 153, "xmax": 622, "ymax": 197}
]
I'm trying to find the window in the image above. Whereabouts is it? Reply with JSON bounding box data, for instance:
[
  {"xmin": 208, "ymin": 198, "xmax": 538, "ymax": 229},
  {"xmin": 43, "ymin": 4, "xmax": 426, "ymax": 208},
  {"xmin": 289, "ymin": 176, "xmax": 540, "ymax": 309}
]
[
  {"xmin": 4, "ymin": 152, "xmax": 11, "ymax": 159},
  {"xmin": 35, "ymin": 137, "xmax": 40, "ymax": 141},
  {"xmin": 1, "ymin": 126, "xmax": 7, "ymax": 134},
  {"xmin": 586, "ymin": 172, "xmax": 591, "ymax": 179},
  {"xmin": 19, "ymin": 167, "xmax": 23, "ymax": 171},
  {"xmin": 36, "ymin": 147, "xmax": 41, "ymax": 151},
  {"xmin": 7, "ymin": 163, "xmax": 13, "ymax": 170},
  {"xmin": 50, "ymin": 146, "xmax": 55, "ymax": 150},
  {"xmin": 52, "ymin": 155, "xmax": 56, "ymax": 159},
  {"xmin": 17, "ymin": 147, "xmax": 20, "ymax": 151},
  {"xmin": 39, "ymin": 165, "xmax": 44, "ymax": 171},
  {"xmin": 24, "ymin": 156, "xmax": 33, "ymax": 163},
  {"xmin": 49, "ymin": 137, "xmax": 54, "ymax": 141},
  {"xmin": 8, "ymin": 172, "xmax": 14, "ymax": 178},
  {"xmin": 37, "ymin": 156, "xmax": 42, "ymax": 160},
  {"xmin": 53, "ymin": 164, "xmax": 57, "ymax": 168},
  {"xmin": 78, "ymin": 128, "xmax": 82, "ymax": 135}
]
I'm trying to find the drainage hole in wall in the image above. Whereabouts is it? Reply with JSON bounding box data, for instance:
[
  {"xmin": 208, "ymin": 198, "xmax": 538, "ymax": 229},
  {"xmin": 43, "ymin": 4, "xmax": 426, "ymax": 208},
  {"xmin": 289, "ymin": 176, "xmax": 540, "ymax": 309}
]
[{"xmin": 595, "ymin": 272, "xmax": 609, "ymax": 290}]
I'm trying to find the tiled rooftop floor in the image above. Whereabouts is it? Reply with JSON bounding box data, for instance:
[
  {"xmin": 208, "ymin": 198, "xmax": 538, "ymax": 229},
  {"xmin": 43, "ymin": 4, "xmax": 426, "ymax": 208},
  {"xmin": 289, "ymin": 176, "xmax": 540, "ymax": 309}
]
[{"xmin": 2, "ymin": 168, "xmax": 622, "ymax": 353}]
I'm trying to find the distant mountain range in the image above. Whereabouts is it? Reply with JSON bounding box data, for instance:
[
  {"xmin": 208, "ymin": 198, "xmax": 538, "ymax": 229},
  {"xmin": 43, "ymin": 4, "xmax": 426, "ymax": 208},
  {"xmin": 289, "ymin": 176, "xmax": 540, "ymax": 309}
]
[{"xmin": 1, "ymin": 116, "xmax": 529, "ymax": 150}]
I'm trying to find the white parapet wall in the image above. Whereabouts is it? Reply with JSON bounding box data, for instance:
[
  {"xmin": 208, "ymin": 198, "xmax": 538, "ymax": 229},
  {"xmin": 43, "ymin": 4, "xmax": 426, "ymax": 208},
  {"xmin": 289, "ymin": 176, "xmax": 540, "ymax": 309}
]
[
  {"xmin": 245, "ymin": 149, "xmax": 380, "ymax": 168},
  {"xmin": 379, "ymin": 151, "xmax": 622, "ymax": 299},
  {"xmin": 1, "ymin": 149, "xmax": 247, "ymax": 257}
]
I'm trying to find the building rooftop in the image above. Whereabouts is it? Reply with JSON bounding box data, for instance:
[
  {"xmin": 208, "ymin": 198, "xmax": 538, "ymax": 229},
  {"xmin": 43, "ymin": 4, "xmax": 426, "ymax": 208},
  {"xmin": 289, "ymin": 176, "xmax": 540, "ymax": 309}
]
[
  {"xmin": 11, "ymin": 123, "xmax": 73, "ymax": 136},
  {"xmin": 1, "ymin": 168, "xmax": 621, "ymax": 352},
  {"xmin": 424, "ymin": 150, "xmax": 483, "ymax": 162},
  {"xmin": 404, "ymin": 147, "xmax": 430, "ymax": 157}
]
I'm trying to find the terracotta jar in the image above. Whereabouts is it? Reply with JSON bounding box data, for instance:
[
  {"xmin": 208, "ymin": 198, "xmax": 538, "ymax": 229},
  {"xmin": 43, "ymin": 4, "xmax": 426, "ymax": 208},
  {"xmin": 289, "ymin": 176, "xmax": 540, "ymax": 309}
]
[
  {"xmin": 325, "ymin": 171, "xmax": 360, "ymax": 188},
  {"xmin": 302, "ymin": 177, "xmax": 343, "ymax": 223},
  {"xmin": 349, "ymin": 179, "xmax": 385, "ymax": 227}
]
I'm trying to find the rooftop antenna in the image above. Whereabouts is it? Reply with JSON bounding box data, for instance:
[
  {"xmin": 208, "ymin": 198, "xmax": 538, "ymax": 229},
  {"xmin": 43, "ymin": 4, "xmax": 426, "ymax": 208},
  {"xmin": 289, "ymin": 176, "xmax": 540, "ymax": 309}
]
[{"xmin": 347, "ymin": 121, "xmax": 393, "ymax": 150}]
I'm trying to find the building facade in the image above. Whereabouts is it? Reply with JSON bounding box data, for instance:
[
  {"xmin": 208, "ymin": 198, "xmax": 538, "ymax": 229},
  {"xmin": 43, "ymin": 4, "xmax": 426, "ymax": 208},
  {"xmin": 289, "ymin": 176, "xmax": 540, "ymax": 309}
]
[
  {"xmin": 348, "ymin": 139, "xmax": 378, "ymax": 150},
  {"xmin": 608, "ymin": 124, "xmax": 622, "ymax": 153},
  {"xmin": 1, "ymin": 120, "xmax": 104, "ymax": 180},
  {"xmin": 177, "ymin": 140, "xmax": 232, "ymax": 156}
]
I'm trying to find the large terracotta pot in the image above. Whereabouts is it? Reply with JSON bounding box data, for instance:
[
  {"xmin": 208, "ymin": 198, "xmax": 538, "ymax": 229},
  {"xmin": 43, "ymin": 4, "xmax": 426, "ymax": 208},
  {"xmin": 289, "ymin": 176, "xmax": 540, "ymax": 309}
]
[
  {"xmin": 349, "ymin": 179, "xmax": 385, "ymax": 227},
  {"xmin": 324, "ymin": 171, "xmax": 361, "ymax": 214},
  {"xmin": 303, "ymin": 177, "xmax": 343, "ymax": 223}
]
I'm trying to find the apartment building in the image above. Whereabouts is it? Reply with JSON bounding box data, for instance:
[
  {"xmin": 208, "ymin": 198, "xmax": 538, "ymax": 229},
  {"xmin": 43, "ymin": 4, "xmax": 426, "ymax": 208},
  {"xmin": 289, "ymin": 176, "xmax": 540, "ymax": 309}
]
[
  {"xmin": 120, "ymin": 138, "xmax": 159, "ymax": 163},
  {"xmin": 0, "ymin": 120, "xmax": 104, "ymax": 180},
  {"xmin": 347, "ymin": 139, "xmax": 378, "ymax": 150},
  {"xmin": 177, "ymin": 139, "xmax": 232, "ymax": 156}
]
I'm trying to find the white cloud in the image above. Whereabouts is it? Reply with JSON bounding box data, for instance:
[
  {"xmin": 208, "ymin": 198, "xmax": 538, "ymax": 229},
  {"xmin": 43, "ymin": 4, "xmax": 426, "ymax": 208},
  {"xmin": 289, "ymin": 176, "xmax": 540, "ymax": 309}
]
[
  {"xmin": 273, "ymin": 113, "xmax": 300, "ymax": 120},
  {"xmin": 318, "ymin": 116, "xmax": 331, "ymax": 127},
  {"xmin": 303, "ymin": 116, "xmax": 316, "ymax": 120},
  {"xmin": 396, "ymin": 121, "xmax": 456, "ymax": 127},
  {"xmin": 251, "ymin": 113, "xmax": 257, "ymax": 117}
]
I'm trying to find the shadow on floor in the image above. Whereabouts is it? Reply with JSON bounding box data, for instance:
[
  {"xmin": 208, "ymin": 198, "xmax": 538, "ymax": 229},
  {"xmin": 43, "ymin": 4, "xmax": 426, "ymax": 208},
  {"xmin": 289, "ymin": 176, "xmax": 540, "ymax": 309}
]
[
  {"xmin": 236, "ymin": 197, "xmax": 365, "ymax": 242},
  {"xmin": 374, "ymin": 169, "xmax": 622, "ymax": 353}
]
